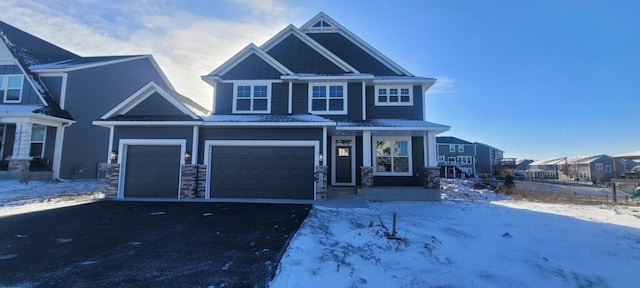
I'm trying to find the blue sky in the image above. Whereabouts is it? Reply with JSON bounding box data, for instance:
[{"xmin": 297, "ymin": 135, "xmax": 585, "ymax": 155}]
[{"xmin": 1, "ymin": 0, "xmax": 637, "ymax": 160}]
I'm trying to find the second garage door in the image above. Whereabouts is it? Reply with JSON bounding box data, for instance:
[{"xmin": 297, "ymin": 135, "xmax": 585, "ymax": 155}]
[{"xmin": 209, "ymin": 146, "xmax": 315, "ymax": 200}]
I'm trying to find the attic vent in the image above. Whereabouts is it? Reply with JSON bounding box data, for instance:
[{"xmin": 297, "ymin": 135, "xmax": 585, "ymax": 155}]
[{"xmin": 312, "ymin": 20, "xmax": 332, "ymax": 28}]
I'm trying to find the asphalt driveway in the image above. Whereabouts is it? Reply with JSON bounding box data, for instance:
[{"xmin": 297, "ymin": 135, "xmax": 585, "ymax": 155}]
[{"xmin": 0, "ymin": 201, "xmax": 311, "ymax": 287}]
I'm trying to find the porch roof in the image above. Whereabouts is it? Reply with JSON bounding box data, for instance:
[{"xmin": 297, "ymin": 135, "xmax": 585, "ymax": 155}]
[
  {"xmin": 337, "ymin": 119, "xmax": 450, "ymax": 130},
  {"xmin": 0, "ymin": 104, "xmax": 75, "ymax": 126},
  {"xmin": 202, "ymin": 114, "xmax": 335, "ymax": 127}
]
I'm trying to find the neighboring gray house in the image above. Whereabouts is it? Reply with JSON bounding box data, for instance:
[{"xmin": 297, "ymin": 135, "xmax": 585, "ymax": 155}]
[
  {"xmin": 557, "ymin": 155, "xmax": 614, "ymax": 184},
  {"xmin": 0, "ymin": 21, "xmax": 207, "ymax": 180},
  {"xmin": 435, "ymin": 136, "xmax": 476, "ymax": 178},
  {"xmin": 475, "ymin": 142, "xmax": 504, "ymax": 176},
  {"xmin": 515, "ymin": 159, "xmax": 534, "ymax": 176},
  {"xmin": 526, "ymin": 157, "xmax": 564, "ymax": 179},
  {"xmin": 94, "ymin": 12, "xmax": 450, "ymax": 201}
]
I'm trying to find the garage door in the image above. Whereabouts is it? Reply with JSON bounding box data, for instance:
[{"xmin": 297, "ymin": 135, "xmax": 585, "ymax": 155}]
[
  {"xmin": 210, "ymin": 146, "xmax": 314, "ymax": 200},
  {"xmin": 123, "ymin": 145, "xmax": 181, "ymax": 198}
]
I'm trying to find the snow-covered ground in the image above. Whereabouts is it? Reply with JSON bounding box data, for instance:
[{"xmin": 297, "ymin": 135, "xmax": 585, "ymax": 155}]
[
  {"xmin": 0, "ymin": 179, "xmax": 104, "ymax": 217},
  {"xmin": 271, "ymin": 180, "xmax": 640, "ymax": 288}
]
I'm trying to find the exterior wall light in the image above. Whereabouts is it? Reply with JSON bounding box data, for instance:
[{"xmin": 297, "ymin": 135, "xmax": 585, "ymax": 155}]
[
  {"xmin": 110, "ymin": 151, "xmax": 118, "ymax": 161},
  {"xmin": 184, "ymin": 151, "xmax": 192, "ymax": 162}
]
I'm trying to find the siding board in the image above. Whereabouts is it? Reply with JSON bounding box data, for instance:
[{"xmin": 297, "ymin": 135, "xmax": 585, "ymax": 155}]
[
  {"xmin": 266, "ymin": 34, "xmax": 343, "ymax": 74},
  {"xmin": 221, "ymin": 54, "xmax": 282, "ymax": 80}
]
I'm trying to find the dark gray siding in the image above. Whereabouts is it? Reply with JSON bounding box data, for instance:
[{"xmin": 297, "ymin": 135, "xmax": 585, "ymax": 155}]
[
  {"xmin": 113, "ymin": 126, "xmax": 193, "ymax": 150},
  {"xmin": 373, "ymin": 137, "xmax": 425, "ymax": 186},
  {"xmin": 214, "ymin": 83, "xmax": 233, "ymax": 114},
  {"xmin": 272, "ymin": 82, "xmax": 289, "ymax": 114},
  {"xmin": 266, "ymin": 34, "xmax": 343, "ymax": 74},
  {"xmin": 307, "ymin": 33, "xmax": 400, "ymax": 76},
  {"xmin": 0, "ymin": 65, "xmax": 21, "ymax": 74},
  {"xmin": 125, "ymin": 92, "xmax": 184, "ymax": 116},
  {"xmin": 198, "ymin": 127, "xmax": 323, "ymax": 163},
  {"xmin": 2, "ymin": 124, "xmax": 15, "ymax": 160},
  {"xmin": 475, "ymin": 145, "xmax": 491, "ymax": 176},
  {"xmin": 61, "ymin": 57, "xmax": 170, "ymax": 179},
  {"xmin": 366, "ymin": 85, "xmax": 423, "ymax": 120},
  {"xmin": 39, "ymin": 76, "xmax": 63, "ymax": 103},
  {"xmin": 43, "ymin": 126, "xmax": 56, "ymax": 161},
  {"xmin": 291, "ymin": 83, "xmax": 308, "ymax": 114},
  {"xmin": 221, "ymin": 54, "xmax": 282, "ymax": 80}
]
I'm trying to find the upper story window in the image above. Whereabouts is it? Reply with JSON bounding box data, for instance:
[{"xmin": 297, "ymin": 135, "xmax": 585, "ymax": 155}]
[
  {"xmin": 449, "ymin": 145, "xmax": 455, "ymax": 152},
  {"xmin": 308, "ymin": 83, "xmax": 347, "ymax": 115},
  {"xmin": 458, "ymin": 145, "xmax": 464, "ymax": 152},
  {"xmin": 233, "ymin": 82, "xmax": 271, "ymax": 113},
  {"xmin": 375, "ymin": 85, "xmax": 413, "ymax": 106},
  {"xmin": 595, "ymin": 163, "xmax": 603, "ymax": 170},
  {"xmin": 1, "ymin": 75, "xmax": 24, "ymax": 103}
]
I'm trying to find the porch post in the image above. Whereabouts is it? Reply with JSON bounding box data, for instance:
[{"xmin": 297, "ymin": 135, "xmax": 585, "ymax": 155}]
[
  {"xmin": 8, "ymin": 122, "xmax": 32, "ymax": 172},
  {"xmin": 424, "ymin": 131, "xmax": 441, "ymax": 189},
  {"xmin": 361, "ymin": 131, "xmax": 373, "ymax": 187}
]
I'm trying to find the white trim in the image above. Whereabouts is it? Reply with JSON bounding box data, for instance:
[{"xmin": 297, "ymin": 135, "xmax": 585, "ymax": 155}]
[
  {"xmin": 92, "ymin": 121, "xmax": 201, "ymax": 127},
  {"xmin": 337, "ymin": 126, "xmax": 449, "ymax": 132},
  {"xmin": 30, "ymin": 55, "xmax": 149, "ymax": 73},
  {"xmin": 204, "ymin": 140, "xmax": 319, "ymax": 200},
  {"xmin": 203, "ymin": 44, "xmax": 293, "ymax": 82},
  {"xmin": 331, "ymin": 136, "xmax": 356, "ymax": 186},
  {"xmin": 363, "ymin": 131, "xmax": 372, "ymax": 167},
  {"xmin": 423, "ymin": 132, "xmax": 428, "ymax": 168},
  {"xmin": 288, "ymin": 81, "xmax": 293, "ymax": 114},
  {"xmin": 374, "ymin": 85, "xmax": 414, "ymax": 106},
  {"xmin": 202, "ymin": 121, "xmax": 334, "ymax": 127},
  {"xmin": 322, "ymin": 127, "xmax": 327, "ymax": 166},
  {"xmin": 52, "ymin": 122, "xmax": 72, "ymax": 179},
  {"xmin": 191, "ymin": 126, "xmax": 198, "ymax": 165},
  {"xmin": 427, "ymin": 131, "xmax": 437, "ymax": 167},
  {"xmin": 307, "ymin": 82, "xmax": 348, "ymax": 115},
  {"xmin": 372, "ymin": 136, "xmax": 413, "ymax": 176},
  {"xmin": 35, "ymin": 72, "xmax": 69, "ymax": 108},
  {"xmin": 117, "ymin": 139, "xmax": 186, "ymax": 199},
  {"xmin": 300, "ymin": 12, "xmax": 413, "ymax": 76},
  {"xmin": 231, "ymin": 81, "xmax": 273, "ymax": 114},
  {"xmin": 361, "ymin": 81, "xmax": 366, "ymax": 120},
  {"xmin": 99, "ymin": 81, "xmax": 199, "ymax": 120},
  {"xmin": 107, "ymin": 126, "xmax": 114, "ymax": 163},
  {"xmin": 14, "ymin": 63, "xmax": 49, "ymax": 106},
  {"xmin": 0, "ymin": 113, "xmax": 75, "ymax": 126},
  {"xmin": 260, "ymin": 24, "xmax": 358, "ymax": 73}
]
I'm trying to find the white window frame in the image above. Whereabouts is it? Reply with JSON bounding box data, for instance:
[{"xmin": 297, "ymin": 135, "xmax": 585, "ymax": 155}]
[
  {"xmin": 605, "ymin": 165, "xmax": 612, "ymax": 172},
  {"xmin": 458, "ymin": 145, "xmax": 464, "ymax": 152},
  {"xmin": 232, "ymin": 81, "xmax": 272, "ymax": 113},
  {"xmin": 30, "ymin": 125, "xmax": 46, "ymax": 158},
  {"xmin": 308, "ymin": 82, "xmax": 347, "ymax": 115},
  {"xmin": 457, "ymin": 155, "xmax": 472, "ymax": 165},
  {"xmin": 437, "ymin": 155, "xmax": 445, "ymax": 162},
  {"xmin": 595, "ymin": 163, "xmax": 604, "ymax": 170},
  {"xmin": 449, "ymin": 144, "xmax": 455, "ymax": 152},
  {"xmin": 1, "ymin": 75, "xmax": 24, "ymax": 103},
  {"xmin": 374, "ymin": 85, "xmax": 413, "ymax": 106},
  {"xmin": 373, "ymin": 136, "xmax": 412, "ymax": 176}
]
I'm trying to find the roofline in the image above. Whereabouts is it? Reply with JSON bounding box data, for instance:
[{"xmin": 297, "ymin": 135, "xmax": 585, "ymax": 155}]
[
  {"xmin": 281, "ymin": 74, "xmax": 374, "ymax": 81},
  {"xmin": 92, "ymin": 120, "xmax": 202, "ymax": 127},
  {"xmin": 202, "ymin": 121, "xmax": 335, "ymax": 127},
  {"xmin": 29, "ymin": 55, "xmax": 149, "ymax": 73},
  {"xmin": 0, "ymin": 112, "xmax": 75, "ymax": 125},
  {"xmin": 300, "ymin": 12, "xmax": 413, "ymax": 76},
  {"xmin": 337, "ymin": 126, "xmax": 450, "ymax": 131},
  {"xmin": 204, "ymin": 43, "xmax": 294, "ymax": 80},
  {"xmin": 260, "ymin": 24, "xmax": 359, "ymax": 73}
]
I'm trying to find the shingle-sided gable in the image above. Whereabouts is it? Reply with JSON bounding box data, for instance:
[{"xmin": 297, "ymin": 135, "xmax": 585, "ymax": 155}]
[
  {"xmin": 266, "ymin": 34, "xmax": 345, "ymax": 74},
  {"xmin": 221, "ymin": 53, "xmax": 283, "ymax": 80}
]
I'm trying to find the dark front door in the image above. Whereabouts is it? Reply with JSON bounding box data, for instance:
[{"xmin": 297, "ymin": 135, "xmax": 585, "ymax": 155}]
[{"xmin": 335, "ymin": 146, "xmax": 352, "ymax": 184}]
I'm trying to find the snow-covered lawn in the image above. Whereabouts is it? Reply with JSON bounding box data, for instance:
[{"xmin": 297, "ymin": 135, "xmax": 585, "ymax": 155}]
[
  {"xmin": 0, "ymin": 179, "xmax": 104, "ymax": 217},
  {"xmin": 271, "ymin": 180, "xmax": 640, "ymax": 288}
]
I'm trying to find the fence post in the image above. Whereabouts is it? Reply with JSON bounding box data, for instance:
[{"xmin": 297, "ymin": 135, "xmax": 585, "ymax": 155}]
[{"xmin": 612, "ymin": 183, "xmax": 617, "ymax": 203}]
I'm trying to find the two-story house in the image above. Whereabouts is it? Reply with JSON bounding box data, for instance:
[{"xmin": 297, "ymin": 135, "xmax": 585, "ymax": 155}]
[
  {"xmin": 95, "ymin": 13, "xmax": 450, "ymax": 201},
  {"xmin": 0, "ymin": 21, "xmax": 207, "ymax": 180},
  {"xmin": 435, "ymin": 136, "xmax": 476, "ymax": 178}
]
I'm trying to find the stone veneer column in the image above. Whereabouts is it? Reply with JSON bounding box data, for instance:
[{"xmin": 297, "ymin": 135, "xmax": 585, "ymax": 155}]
[
  {"xmin": 424, "ymin": 167, "xmax": 441, "ymax": 189},
  {"xmin": 315, "ymin": 166, "xmax": 327, "ymax": 200},
  {"xmin": 196, "ymin": 165, "xmax": 207, "ymax": 198},
  {"xmin": 104, "ymin": 163, "xmax": 120, "ymax": 198},
  {"xmin": 360, "ymin": 166, "xmax": 374, "ymax": 187},
  {"xmin": 9, "ymin": 122, "xmax": 33, "ymax": 173},
  {"xmin": 180, "ymin": 164, "xmax": 197, "ymax": 199}
]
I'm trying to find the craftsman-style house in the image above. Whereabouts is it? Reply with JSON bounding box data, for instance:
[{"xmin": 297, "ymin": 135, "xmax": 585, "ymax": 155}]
[{"xmin": 95, "ymin": 13, "xmax": 450, "ymax": 201}]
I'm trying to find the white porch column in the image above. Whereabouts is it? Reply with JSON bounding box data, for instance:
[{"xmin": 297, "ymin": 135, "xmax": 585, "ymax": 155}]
[
  {"xmin": 427, "ymin": 131, "xmax": 438, "ymax": 167},
  {"xmin": 12, "ymin": 122, "xmax": 32, "ymax": 160},
  {"xmin": 362, "ymin": 130, "xmax": 371, "ymax": 166}
]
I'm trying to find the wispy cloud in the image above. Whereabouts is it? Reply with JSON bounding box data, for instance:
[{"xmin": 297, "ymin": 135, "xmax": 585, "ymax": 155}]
[
  {"xmin": 427, "ymin": 76, "xmax": 457, "ymax": 94},
  {"xmin": 0, "ymin": 0, "xmax": 296, "ymax": 110}
]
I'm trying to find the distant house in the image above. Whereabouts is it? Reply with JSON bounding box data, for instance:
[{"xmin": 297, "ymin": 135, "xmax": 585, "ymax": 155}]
[
  {"xmin": 525, "ymin": 157, "xmax": 564, "ymax": 179},
  {"xmin": 557, "ymin": 155, "xmax": 614, "ymax": 184},
  {"xmin": 515, "ymin": 159, "xmax": 534, "ymax": 176},
  {"xmin": 94, "ymin": 12, "xmax": 450, "ymax": 201},
  {"xmin": 0, "ymin": 21, "xmax": 207, "ymax": 180},
  {"xmin": 435, "ymin": 136, "xmax": 507, "ymax": 178}
]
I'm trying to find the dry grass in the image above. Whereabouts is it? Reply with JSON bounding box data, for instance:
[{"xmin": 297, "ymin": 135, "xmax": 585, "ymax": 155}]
[{"xmin": 504, "ymin": 187, "xmax": 639, "ymax": 206}]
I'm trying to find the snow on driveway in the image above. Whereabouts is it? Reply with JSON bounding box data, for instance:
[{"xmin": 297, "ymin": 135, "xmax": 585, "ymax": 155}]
[
  {"xmin": 0, "ymin": 180, "xmax": 104, "ymax": 217},
  {"xmin": 271, "ymin": 181, "xmax": 640, "ymax": 288}
]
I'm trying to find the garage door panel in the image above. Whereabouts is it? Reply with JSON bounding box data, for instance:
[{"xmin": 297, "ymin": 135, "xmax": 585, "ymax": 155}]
[
  {"xmin": 124, "ymin": 145, "xmax": 181, "ymax": 198},
  {"xmin": 210, "ymin": 146, "xmax": 314, "ymax": 200}
]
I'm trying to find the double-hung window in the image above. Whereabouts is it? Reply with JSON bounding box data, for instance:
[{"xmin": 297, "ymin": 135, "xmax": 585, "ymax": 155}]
[
  {"xmin": 30, "ymin": 125, "xmax": 46, "ymax": 158},
  {"xmin": 308, "ymin": 83, "xmax": 347, "ymax": 114},
  {"xmin": 1, "ymin": 75, "xmax": 24, "ymax": 103},
  {"xmin": 233, "ymin": 82, "xmax": 271, "ymax": 113},
  {"xmin": 374, "ymin": 137, "xmax": 412, "ymax": 176},
  {"xmin": 375, "ymin": 85, "xmax": 412, "ymax": 106}
]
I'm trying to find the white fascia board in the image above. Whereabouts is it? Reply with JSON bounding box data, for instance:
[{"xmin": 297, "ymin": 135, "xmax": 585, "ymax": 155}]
[
  {"xmin": 145, "ymin": 55, "xmax": 177, "ymax": 92},
  {"xmin": 29, "ymin": 55, "xmax": 149, "ymax": 73},
  {"xmin": 336, "ymin": 126, "xmax": 449, "ymax": 132},
  {"xmin": 202, "ymin": 121, "xmax": 335, "ymax": 127},
  {"xmin": 281, "ymin": 74, "xmax": 374, "ymax": 81},
  {"xmin": 205, "ymin": 44, "xmax": 293, "ymax": 77},
  {"xmin": 373, "ymin": 77, "xmax": 436, "ymax": 85},
  {"xmin": 301, "ymin": 12, "xmax": 413, "ymax": 76},
  {"xmin": 0, "ymin": 113, "xmax": 75, "ymax": 126},
  {"xmin": 92, "ymin": 121, "xmax": 202, "ymax": 127},
  {"xmin": 15, "ymin": 62, "xmax": 49, "ymax": 106},
  {"xmin": 260, "ymin": 24, "xmax": 358, "ymax": 73}
]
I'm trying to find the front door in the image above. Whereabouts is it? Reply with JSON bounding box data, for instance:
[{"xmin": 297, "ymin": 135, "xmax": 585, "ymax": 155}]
[{"xmin": 332, "ymin": 137, "xmax": 355, "ymax": 186}]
